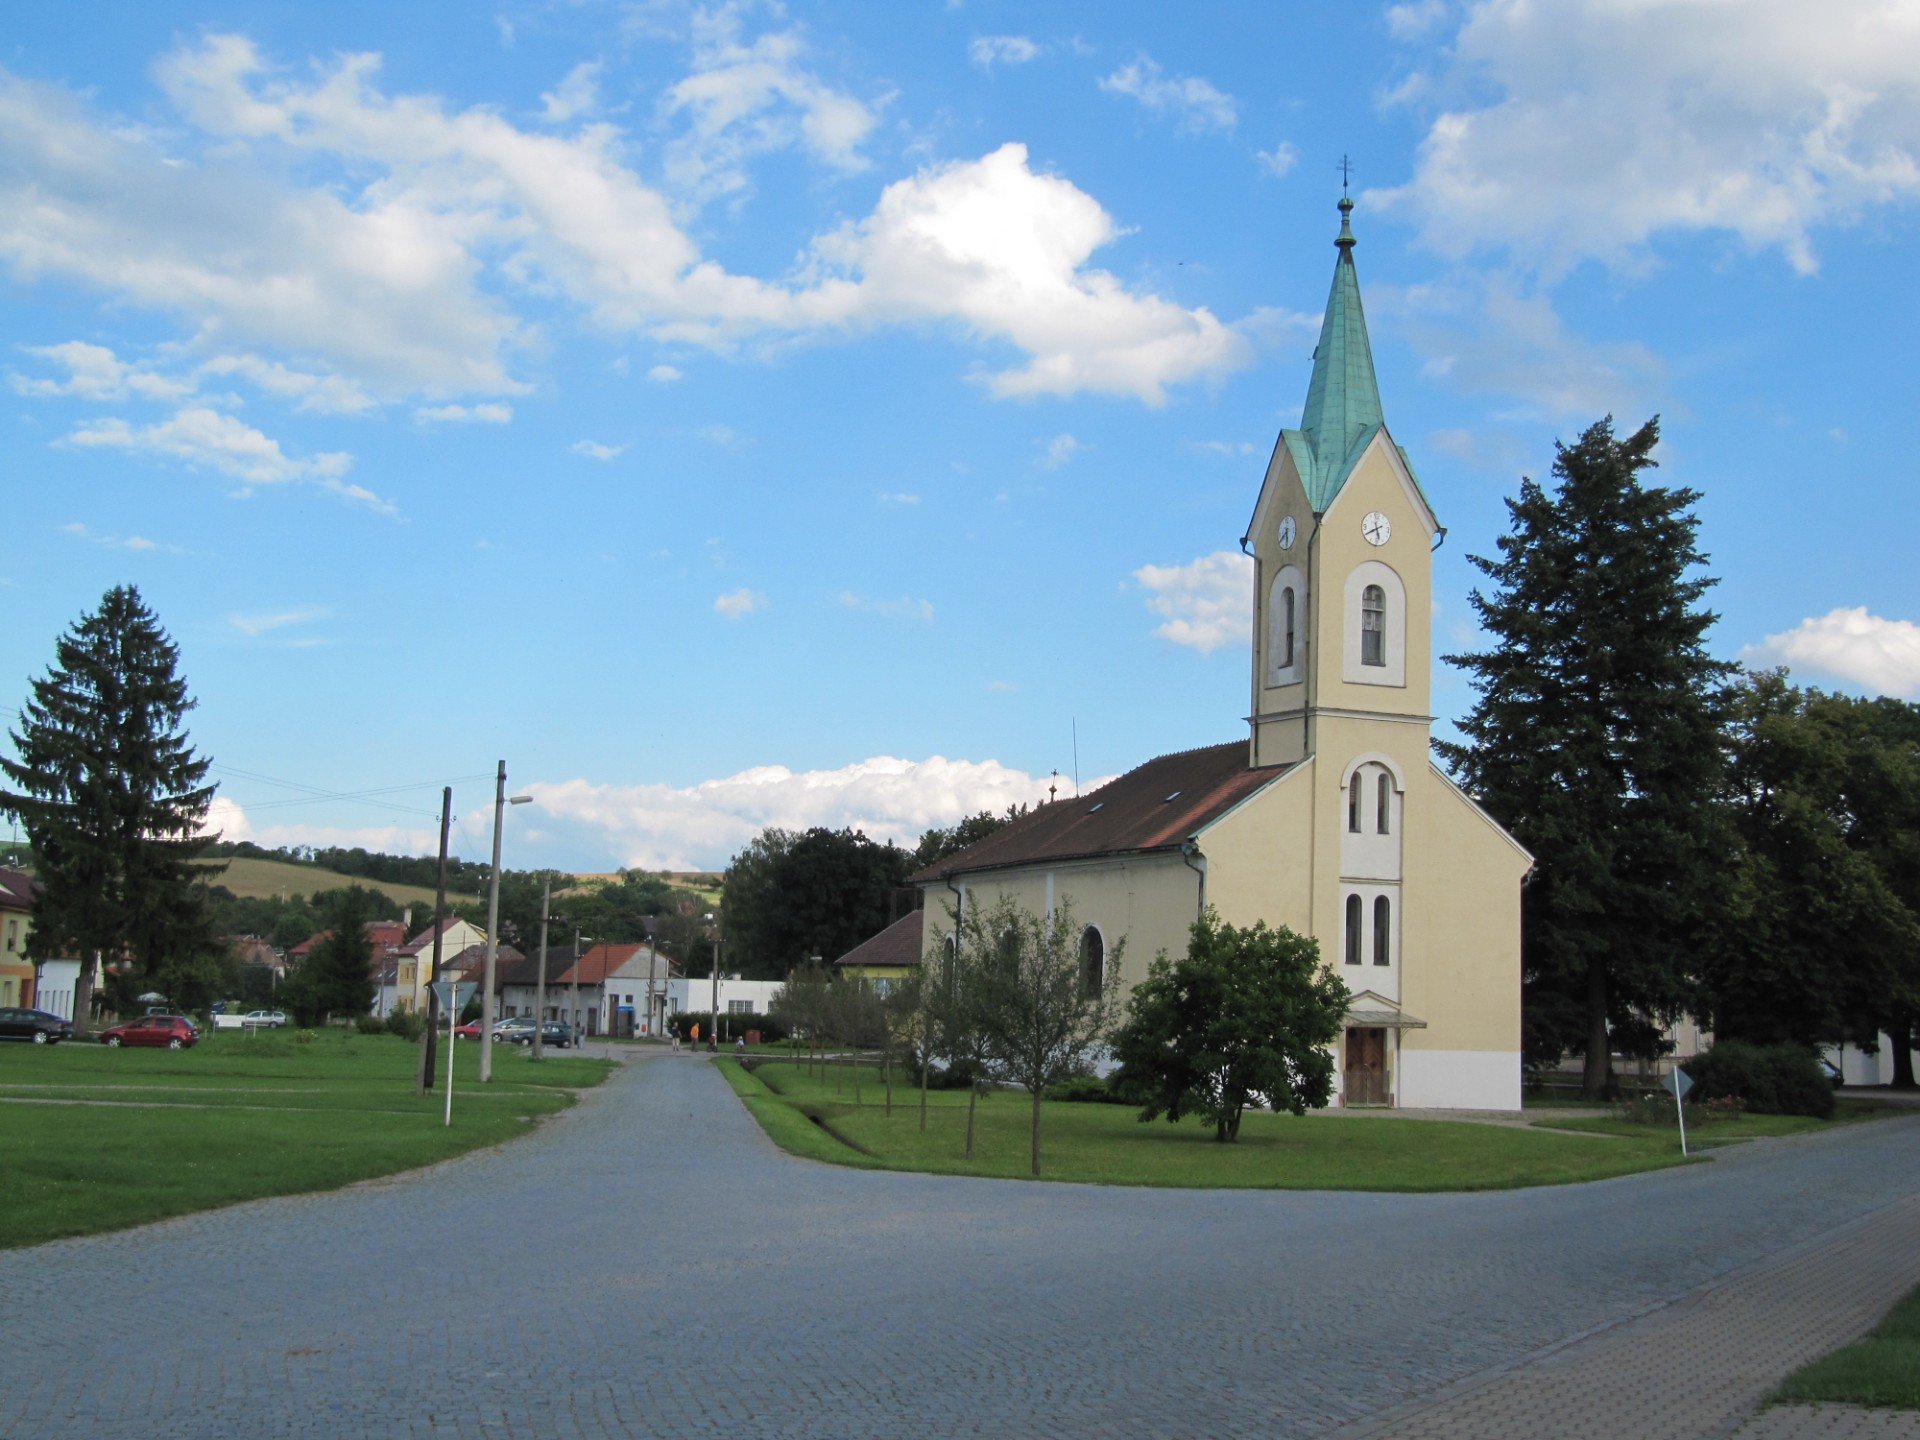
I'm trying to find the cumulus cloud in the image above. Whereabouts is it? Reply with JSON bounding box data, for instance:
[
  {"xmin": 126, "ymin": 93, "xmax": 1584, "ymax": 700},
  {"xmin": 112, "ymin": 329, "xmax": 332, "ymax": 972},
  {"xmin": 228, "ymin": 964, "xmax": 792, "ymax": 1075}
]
[
  {"xmin": 541, "ymin": 60, "xmax": 603, "ymax": 124},
  {"xmin": 526, "ymin": 754, "xmax": 1069, "ymax": 869},
  {"xmin": 714, "ymin": 587, "xmax": 766, "ymax": 619},
  {"xmin": 1191, "ymin": 439, "xmax": 1258, "ymax": 457},
  {"xmin": 12, "ymin": 341, "xmax": 191, "ymax": 401},
  {"xmin": 1255, "ymin": 142, "xmax": 1299, "ymax": 178},
  {"xmin": 1742, "ymin": 607, "xmax": 1920, "ymax": 697},
  {"xmin": 1133, "ymin": 549, "xmax": 1252, "ymax": 654},
  {"xmin": 969, "ymin": 35, "xmax": 1041, "ymax": 67},
  {"xmin": 68, "ymin": 407, "xmax": 351, "ymax": 487},
  {"xmin": 60, "ymin": 521, "xmax": 165, "ymax": 552},
  {"xmin": 1100, "ymin": 57, "xmax": 1237, "ymax": 133},
  {"xmin": 415, "ymin": 402, "xmax": 512, "ymax": 423},
  {"xmin": 1377, "ymin": 0, "xmax": 1920, "ymax": 275},
  {"xmin": 229, "ymin": 605, "xmax": 329, "ymax": 638},
  {"xmin": 647, "ymin": 363, "xmax": 683, "ymax": 382},
  {"xmin": 196, "ymin": 354, "xmax": 375, "ymax": 414},
  {"xmin": 0, "ymin": 37, "xmax": 1249, "ymax": 408},
  {"xmin": 572, "ymin": 439, "xmax": 625, "ymax": 461},
  {"xmin": 1385, "ymin": 0, "xmax": 1450, "ymax": 41},
  {"xmin": 838, "ymin": 592, "xmax": 935, "ymax": 624}
]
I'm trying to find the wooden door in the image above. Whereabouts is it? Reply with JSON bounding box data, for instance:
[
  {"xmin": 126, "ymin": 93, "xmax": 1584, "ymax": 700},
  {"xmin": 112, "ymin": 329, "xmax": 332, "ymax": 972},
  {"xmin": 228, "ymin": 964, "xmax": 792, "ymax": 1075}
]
[{"xmin": 1345, "ymin": 1027, "xmax": 1387, "ymax": 1105}]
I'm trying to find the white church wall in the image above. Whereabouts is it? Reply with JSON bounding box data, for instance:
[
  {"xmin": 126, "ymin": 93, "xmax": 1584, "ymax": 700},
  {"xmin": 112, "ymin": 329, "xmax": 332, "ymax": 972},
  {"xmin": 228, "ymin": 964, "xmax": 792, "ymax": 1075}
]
[{"xmin": 1397, "ymin": 1049, "xmax": 1522, "ymax": 1111}]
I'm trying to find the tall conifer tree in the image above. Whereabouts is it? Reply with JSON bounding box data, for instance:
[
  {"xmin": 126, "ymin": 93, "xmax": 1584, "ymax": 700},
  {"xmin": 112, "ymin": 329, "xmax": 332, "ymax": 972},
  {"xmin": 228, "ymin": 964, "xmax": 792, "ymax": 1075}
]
[
  {"xmin": 1437, "ymin": 418, "xmax": 1730, "ymax": 1096},
  {"xmin": 1, "ymin": 586, "xmax": 218, "ymax": 1029}
]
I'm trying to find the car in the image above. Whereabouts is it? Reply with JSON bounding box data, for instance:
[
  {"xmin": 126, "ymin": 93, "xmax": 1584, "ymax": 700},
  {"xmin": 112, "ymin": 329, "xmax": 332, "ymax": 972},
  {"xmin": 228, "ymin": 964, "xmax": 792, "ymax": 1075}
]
[
  {"xmin": 1820, "ymin": 1055, "xmax": 1845, "ymax": 1089},
  {"xmin": 490, "ymin": 1017, "xmax": 536, "ymax": 1043},
  {"xmin": 242, "ymin": 1010, "xmax": 287, "ymax": 1028},
  {"xmin": 99, "ymin": 1015, "xmax": 199, "ymax": 1050},
  {"xmin": 454, "ymin": 1017, "xmax": 493, "ymax": 1040},
  {"xmin": 506, "ymin": 1021, "xmax": 574, "ymax": 1049},
  {"xmin": 0, "ymin": 1007, "xmax": 74, "ymax": 1045}
]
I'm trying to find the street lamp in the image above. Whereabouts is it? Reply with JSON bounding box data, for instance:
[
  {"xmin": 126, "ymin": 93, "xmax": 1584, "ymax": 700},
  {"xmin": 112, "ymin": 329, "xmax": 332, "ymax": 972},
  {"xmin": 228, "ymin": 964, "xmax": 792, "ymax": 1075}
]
[
  {"xmin": 703, "ymin": 912, "xmax": 722, "ymax": 1051},
  {"xmin": 479, "ymin": 759, "xmax": 532, "ymax": 1084}
]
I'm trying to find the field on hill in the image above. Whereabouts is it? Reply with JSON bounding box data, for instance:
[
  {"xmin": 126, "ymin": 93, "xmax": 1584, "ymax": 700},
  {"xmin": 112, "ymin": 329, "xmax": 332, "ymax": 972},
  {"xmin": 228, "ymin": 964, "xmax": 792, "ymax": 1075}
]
[{"xmin": 200, "ymin": 856, "xmax": 463, "ymax": 911}]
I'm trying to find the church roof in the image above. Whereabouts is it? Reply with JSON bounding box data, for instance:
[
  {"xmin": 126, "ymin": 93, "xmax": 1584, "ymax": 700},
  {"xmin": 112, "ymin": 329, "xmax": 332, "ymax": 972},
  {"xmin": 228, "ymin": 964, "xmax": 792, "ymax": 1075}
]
[
  {"xmin": 909, "ymin": 741, "xmax": 1296, "ymax": 882},
  {"xmin": 1274, "ymin": 195, "xmax": 1436, "ymax": 522}
]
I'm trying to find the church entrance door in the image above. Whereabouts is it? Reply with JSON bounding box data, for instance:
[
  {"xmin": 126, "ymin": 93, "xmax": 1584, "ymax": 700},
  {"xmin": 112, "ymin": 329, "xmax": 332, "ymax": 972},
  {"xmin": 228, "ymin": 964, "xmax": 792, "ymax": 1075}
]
[{"xmin": 1345, "ymin": 1027, "xmax": 1388, "ymax": 1106}]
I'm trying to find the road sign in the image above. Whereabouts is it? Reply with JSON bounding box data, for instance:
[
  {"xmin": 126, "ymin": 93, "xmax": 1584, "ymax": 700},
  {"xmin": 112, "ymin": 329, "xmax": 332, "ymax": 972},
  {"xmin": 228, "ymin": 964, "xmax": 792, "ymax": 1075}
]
[
  {"xmin": 429, "ymin": 981, "xmax": 476, "ymax": 1012},
  {"xmin": 1662, "ymin": 1068, "xmax": 1694, "ymax": 1099}
]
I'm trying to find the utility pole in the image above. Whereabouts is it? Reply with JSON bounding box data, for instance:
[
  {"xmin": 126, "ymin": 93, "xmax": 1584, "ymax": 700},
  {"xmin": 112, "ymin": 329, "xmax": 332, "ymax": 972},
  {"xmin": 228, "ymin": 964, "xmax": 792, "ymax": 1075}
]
[
  {"xmin": 709, "ymin": 925, "xmax": 721, "ymax": 1052},
  {"xmin": 531, "ymin": 877, "xmax": 550, "ymax": 1062},
  {"xmin": 417, "ymin": 786, "xmax": 451, "ymax": 1094},
  {"xmin": 644, "ymin": 929, "xmax": 659, "ymax": 1040},
  {"xmin": 479, "ymin": 763, "xmax": 530, "ymax": 1083},
  {"xmin": 571, "ymin": 923, "xmax": 583, "ymax": 1043}
]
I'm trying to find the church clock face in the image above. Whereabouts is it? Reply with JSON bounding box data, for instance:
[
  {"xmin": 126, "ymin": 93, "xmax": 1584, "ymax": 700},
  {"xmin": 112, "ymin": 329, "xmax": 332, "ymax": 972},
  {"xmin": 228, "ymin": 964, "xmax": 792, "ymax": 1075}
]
[
  {"xmin": 1277, "ymin": 516, "xmax": 1296, "ymax": 550},
  {"xmin": 1362, "ymin": 511, "xmax": 1392, "ymax": 546}
]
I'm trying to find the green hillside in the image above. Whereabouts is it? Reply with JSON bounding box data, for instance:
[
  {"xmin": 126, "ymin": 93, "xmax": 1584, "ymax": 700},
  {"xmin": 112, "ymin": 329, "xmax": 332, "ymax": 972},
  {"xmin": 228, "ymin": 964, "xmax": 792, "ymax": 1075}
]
[{"xmin": 200, "ymin": 856, "xmax": 465, "ymax": 912}]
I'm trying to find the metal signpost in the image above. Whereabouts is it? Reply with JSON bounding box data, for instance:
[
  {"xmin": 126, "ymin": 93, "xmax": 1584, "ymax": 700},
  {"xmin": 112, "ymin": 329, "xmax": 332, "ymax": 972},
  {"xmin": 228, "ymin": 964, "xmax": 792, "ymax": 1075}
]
[
  {"xmin": 1662, "ymin": 1067, "xmax": 1694, "ymax": 1156},
  {"xmin": 430, "ymin": 980, "xmax": 477, "ymax": 1127}
]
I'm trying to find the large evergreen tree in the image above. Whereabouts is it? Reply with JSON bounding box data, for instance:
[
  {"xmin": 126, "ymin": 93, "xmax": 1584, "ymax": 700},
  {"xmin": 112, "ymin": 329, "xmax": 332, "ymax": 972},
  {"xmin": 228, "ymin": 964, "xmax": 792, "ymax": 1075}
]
[
  {"xmin": 306, "ymin": 888, "xmax": 379, "ymax": 1020},
  {"xmin": 1437, "ymin": 417, "xmax": 1731, "ymax": 1096},
  {"xmin": 2, "ymin": 586, "xmax": 219, "ymax": 1030}
]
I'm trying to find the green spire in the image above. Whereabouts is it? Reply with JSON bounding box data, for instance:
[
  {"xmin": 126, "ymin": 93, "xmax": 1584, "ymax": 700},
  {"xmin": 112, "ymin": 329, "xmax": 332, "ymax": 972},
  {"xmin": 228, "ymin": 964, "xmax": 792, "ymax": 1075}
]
[{"xmin": 1297, "ymin": 192, "xmax": 1384, "ymax": 498}]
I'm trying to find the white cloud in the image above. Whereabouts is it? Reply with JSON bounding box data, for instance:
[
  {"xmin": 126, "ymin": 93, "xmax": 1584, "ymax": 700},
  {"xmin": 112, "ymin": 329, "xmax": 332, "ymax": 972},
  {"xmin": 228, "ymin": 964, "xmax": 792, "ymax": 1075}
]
[
  {"xmin": 969, "ymin": 35, "xmax": 1041, "ymax": 67},
  {"xmin": 415, "ymin": 402, "xmax": 513, "ymax": 423},
  {"xmin": 1039, "ymin": 432, "xmax": 1086, "ymax": 469},
  {"xmin": 698, "ymin": 423, "xmax": 748, "ymax": 448},
  {"xmin": 541, "ymin": 60, "xmax": 604, "ymax": 124},
  {"xmin": 876, "ymin": 491, "xmax": 921, "ymax": 506},
  {"xmin": 809, "ymin": 143, "xmax": 1250, "ymax": 402},
  {"xmin": 714, "ymin": 587, "xmax": 766, "ymax": 619},
  {"xmin": 1377, "ymin": 0, "xmax": 1920, "ymax": 276},
  {"xmin": 986, "ymin": 679, "xmax": 1016, "ymax": 693},
  {"xmin": 12, "ymin": 341, "xmax": 191, "ymax": 401},
  {"xmin": 196, "ymin": 354, "xmax": 375, "ymax": 414},
  {"xmin": 0, "ymin": 39, "xmax": 1247, "ymax": 408},
  {"xmin": 647, "ymin": 363, "xmax": 683, "ymax": 382},
  {"xmin": 527, "ymin": 754, "xmax": 1069, "ymax": 869},
  {"xmin": 67, "ymin": 407, "xmax": 352, "ymax": 487},
  {"xmin": 1385, "ymin": 0, "xmax": 1449, "ymax": 41},
  {"xmin": 660, "ymin": 6, "xmax": 879, "ymax": 206},
  {"xmin": 1133, "ymin": 549, "xmax": 1252, "ymax": 654},
  {"xmin": 1741, "ymin": 607, "xmax": 1920, "ymax": 697},
  {"xmin": 1190, "ymin": 439, "xmax": 1257, "ymax": 457},
  {"xmin": 572, "ymin": 439, "xmax": 625, "ymax": 461},
  {"xmin": 1393, "ymin": 277, "xmax": 1664, "ymax": 418},
  {"xmin": 1100, "ymin": 57, "xmax": 1237, "ymax": 133},
  {"xmin": 1256, "ymin": 142, "xmax": 1299, "ymax": 178},
  {"xmin": 60, "ymin": 521, "xmax": 165, "ymax": 552},
  {"xmin": 229, "ymin": 605, "xmax": 328, "ymax": 638},
  {"xmin": 837, "ymin": 592, "xmax": 935, "ymax": 624}
]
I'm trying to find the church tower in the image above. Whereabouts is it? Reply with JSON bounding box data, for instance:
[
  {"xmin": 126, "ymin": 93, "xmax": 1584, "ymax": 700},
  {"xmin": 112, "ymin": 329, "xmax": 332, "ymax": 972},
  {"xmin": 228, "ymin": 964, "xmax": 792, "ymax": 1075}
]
[{"xmin": 1243, "ymin": 191, "xmax": 1442, "ymax": 772}]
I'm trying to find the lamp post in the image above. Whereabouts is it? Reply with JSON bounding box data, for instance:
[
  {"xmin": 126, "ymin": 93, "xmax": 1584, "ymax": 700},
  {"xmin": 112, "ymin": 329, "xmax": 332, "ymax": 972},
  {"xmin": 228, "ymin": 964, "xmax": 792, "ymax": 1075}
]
[
  {"xmin": 479, "ymin": 760, "xmax": 532, "ymax": 1084},
  {"xmin": 703, "ymin": 912, "xmax": 721, "ymax": 1051},
  {"xmin": 532, "ymin": 878, "xmax": 550, "ymax": 1062}
]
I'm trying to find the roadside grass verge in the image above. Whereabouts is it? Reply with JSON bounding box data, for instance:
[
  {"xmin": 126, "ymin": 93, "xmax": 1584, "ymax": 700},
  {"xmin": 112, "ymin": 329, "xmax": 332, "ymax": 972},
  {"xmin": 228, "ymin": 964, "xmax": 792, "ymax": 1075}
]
[
  {"xmin": 1531, "ymin": 1099, "xmax": 1892, "ymax": 1150},
  {"xmin": 1773, "ymin": 1284, "xmax": 1920, "ymax": 1410},
  {"xmin": 723, "ymin": 1057, "xmax": 1702, "ymax": 1191},
  {"xmin": 0, "ymin": 1033, "xmax": 612, "ymax": 1248}
]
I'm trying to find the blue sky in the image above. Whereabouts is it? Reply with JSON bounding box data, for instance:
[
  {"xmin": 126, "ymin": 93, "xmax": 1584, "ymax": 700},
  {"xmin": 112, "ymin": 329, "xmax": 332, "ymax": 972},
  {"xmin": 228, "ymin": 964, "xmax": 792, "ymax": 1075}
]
[{"xmin": 4, "ymin": 0, "xmax": 1917, "ymax": 871}]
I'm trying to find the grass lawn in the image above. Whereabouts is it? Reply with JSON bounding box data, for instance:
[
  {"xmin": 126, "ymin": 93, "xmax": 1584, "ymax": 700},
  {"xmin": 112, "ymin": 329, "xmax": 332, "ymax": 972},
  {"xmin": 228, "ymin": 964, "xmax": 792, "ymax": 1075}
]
[
  {"xmin": 0, "ymin": 1032, "xmax": 611, "ymax": 1248},
  {"xmin": 1531, "ymin": 1099, "xmax": 1890, "ymax": 1150},
  {"xmin": 722, "ymin": 1057, "xmax": 1705, "ymax": 1191},
  {"xmin": 1773, "ymin": 1284, "xmax": 1920, "ymax": 1410}
]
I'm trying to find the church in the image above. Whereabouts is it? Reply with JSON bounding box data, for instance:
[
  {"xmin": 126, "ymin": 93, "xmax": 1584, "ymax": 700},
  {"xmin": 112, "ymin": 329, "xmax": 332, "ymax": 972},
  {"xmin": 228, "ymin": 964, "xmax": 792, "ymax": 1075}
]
[{"xmin": 910, "ymin": 194, "xmax": 1532, "ymax": 1111}]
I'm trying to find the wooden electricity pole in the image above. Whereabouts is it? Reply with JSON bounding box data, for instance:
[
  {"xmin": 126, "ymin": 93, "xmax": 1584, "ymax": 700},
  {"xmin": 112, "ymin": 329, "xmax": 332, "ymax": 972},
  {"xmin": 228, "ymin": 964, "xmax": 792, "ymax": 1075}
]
[{"xmin": 417, "ymin": 786, "xmax": 451, "ymax": 1094}]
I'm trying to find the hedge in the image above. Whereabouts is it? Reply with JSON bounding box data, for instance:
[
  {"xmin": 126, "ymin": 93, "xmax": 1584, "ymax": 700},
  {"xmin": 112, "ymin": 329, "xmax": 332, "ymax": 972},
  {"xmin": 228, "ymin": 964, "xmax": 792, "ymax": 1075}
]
[{"xmin": 1683, "ymin": 1040, "xmax": 1835, "ymax": 1118}]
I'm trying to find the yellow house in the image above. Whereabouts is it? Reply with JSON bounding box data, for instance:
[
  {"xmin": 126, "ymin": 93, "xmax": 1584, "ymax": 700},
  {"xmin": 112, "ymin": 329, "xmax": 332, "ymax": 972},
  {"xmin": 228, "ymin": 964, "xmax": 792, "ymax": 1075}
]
[
  {"xmin": 833, "ymin": 912, "xmax": 924, "ymax": 996},
  {"xmin": 911, "ymin": 194, "xmax": 1532, "ymax": 1110},
  {"xmin": 0, "ymin": 868, "xmax": 37, "ymax": 1009}
]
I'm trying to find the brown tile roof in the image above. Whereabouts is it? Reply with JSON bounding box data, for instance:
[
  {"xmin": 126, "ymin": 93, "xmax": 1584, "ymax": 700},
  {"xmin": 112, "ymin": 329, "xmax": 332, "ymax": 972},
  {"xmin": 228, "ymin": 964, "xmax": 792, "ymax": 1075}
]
[
  {"xmin": 558, "ymin": 943, "xmax": 645, "ymax": 987},
  {"xmin": 908, "ymin": 740, "xmax": 1294, "ymax": 882},
  {"xmin": 497, "ymin": 945, "xmax": 586, "ymax": 990},
  {"xmin": 834, "ymin": 911, "xmax": 927, "ymax": 970},
  {"xmin": 292, "ymin": 920, "xmax": 413, "ymax": 961},
  {"xmin": 0, "ymin": 867, "xmax": 40, "ymax": 911}
]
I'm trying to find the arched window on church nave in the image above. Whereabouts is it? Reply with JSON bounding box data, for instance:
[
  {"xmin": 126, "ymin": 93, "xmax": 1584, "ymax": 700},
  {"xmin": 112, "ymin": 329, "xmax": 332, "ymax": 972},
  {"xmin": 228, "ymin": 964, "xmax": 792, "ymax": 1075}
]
[
  {"xmin": 1361, "ymin": 585, "xmax": 1386, "ymax": 666},
  {"xmin": 1348, "ymin": 771, "xmax": 1363, "ymax": 833},
  {"xmin": 1344, "ymin": 894, "xmax": 1362, "ymax": 965},
  {"xmin": 1079, "ymin": 926, "xmax": 1105, "ymax": 995},
  {"xmin": 1373, "ymin": 895, "xmax": 1392, "ymax": 966},
  {"xmin": 1376, "ymin": 771, "xmax": 1392, "ymax": 834}
]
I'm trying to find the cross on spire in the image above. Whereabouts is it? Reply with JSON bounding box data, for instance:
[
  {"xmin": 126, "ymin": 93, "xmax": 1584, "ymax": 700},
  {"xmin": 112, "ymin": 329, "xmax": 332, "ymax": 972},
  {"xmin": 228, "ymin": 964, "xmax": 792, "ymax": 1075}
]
[{"xmin": 1338, "ymin": 154, "xmax": 1353, "ymax": 198}]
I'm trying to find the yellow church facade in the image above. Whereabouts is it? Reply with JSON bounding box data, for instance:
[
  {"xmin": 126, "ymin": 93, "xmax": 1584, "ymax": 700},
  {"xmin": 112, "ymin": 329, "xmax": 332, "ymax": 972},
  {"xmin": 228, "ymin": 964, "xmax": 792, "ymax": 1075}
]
[{"xmin": 910, "ymin": 195, "xmax": 1531, "ymax": 1110}]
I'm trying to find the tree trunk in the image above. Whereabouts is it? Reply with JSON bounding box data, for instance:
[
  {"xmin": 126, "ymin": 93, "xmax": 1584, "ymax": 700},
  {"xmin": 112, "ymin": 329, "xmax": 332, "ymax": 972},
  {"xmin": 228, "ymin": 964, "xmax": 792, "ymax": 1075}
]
[
  {"xmin": 71, "ymin": 958, "xmax": 96, "ymax": 1038},
  {"xmin": 965, "ymin": 1082, "xmax": 978, "ymax": 1158},
  {"xmin": 1582, "ymin": 962, "xmax": 1613, "ymax": 1099},
  {"xmin": 853, "ymin": 1052, "xmax": 863, "ymax": 1104},
  {"xmin": 1890, "ymin": 1013, "xmax": 1916, "ymax": 1090},
  {"xmin": 919, "ymin": 1049, "xmax": 930, "ymax": 1133},
  {"xmin": 1030, "ymin": 1088, "xmax": 1042, "ymax": 1177},
  {"xmin": 883, "ymin": 1051, "xmax": 892, "ymax": 1116}
]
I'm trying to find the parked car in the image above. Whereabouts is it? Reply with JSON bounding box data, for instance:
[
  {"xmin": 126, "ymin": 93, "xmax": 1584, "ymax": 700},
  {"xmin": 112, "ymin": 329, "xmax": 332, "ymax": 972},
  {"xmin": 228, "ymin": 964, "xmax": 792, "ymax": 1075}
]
[
  {"xmin": 99, "ymin": 1015, "xmax": 199, "ymax": 1050},
  {"xmin": 506, "ymin": 1021, "xmax": 574, "ymax": 1049},
  {"xmin": 242, "ymin": 1010, "xmax": 288, "ymax": 1028},
  {"xmin": 490, "ymin": 1017, "xmax": 536, "ymax": 1043},
  {"xmin": 1820, "ymin": 1055, "xmax": 1845, "ymax": 1089},
  {"xmin": 454, "ymin": 1017, "xmax": 494, "ymax": 1040},
  {"xmin": 0, "ymin": 1007, "xmax": 73, "ymax": 1045}
]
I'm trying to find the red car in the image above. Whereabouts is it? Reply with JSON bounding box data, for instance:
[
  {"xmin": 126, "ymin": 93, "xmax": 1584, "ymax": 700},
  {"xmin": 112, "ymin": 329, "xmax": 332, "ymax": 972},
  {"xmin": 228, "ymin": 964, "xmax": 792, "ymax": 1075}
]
[
  {"xmin": 454, "ymin": 1020, "xmax": 484, "ymax": 1040},
  {"xmin": 100, "ymin": 1015, "xmax": 199, "ymax": 1050}
]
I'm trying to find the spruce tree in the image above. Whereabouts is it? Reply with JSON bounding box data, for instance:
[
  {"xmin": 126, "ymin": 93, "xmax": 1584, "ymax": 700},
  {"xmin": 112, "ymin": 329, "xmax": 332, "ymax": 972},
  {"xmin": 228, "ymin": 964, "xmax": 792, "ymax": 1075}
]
[
  {"xmin": 1, "ymin": 586, "xmax": 218, "ymax": 1030},
  {"xmin": 1437, "ymin": 417, "xmax": 1731, "ymax": 1097},
  {"xmin": 306, "ymin": 887, "xmax": 378, "ymax": 1020}
]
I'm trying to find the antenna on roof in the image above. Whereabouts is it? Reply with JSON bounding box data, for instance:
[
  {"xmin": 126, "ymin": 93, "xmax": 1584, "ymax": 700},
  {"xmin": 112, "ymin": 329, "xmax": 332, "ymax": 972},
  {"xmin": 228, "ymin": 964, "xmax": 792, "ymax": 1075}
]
[{"xmin": 1072, "ymin": 719, "xmax": 1081, "ymax": 798}]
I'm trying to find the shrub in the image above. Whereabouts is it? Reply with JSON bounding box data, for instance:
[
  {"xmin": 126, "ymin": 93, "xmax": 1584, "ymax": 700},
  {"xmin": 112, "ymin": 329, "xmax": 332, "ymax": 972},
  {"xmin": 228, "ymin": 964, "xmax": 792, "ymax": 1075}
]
[
  {"xmin": 1043, "ymin": 1074, "xmax": 1132, "ymax": 1105},
  {"xmin": 926, "ymin": 1058, "xmax": 987, "ymax": 1091},
  {"xmin": 670, "ymin": 1011, "xmax": 788, "ymax": 1043},
  {"xmin": 291, "ymin": 1028, "xmax": 318, "ymax": 1046},
  {"xmin": 383, "ymin": 1010, "xmax": 426, "ymax": 1043},
  {"xmin": 353, "ymin": 1015, "xmax": 385, "ymax": 1037},
  {"xmin": 1684, "ymin": 1040, "xmax": 1834, "ymax": 1118}
]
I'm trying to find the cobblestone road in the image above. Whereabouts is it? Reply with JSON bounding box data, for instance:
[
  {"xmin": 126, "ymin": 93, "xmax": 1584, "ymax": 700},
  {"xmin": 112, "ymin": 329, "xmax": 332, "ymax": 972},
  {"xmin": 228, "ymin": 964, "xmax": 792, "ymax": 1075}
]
[{"xmin": 6, "ymin": 1053, "xmax": 1917, "ymax": 1440}]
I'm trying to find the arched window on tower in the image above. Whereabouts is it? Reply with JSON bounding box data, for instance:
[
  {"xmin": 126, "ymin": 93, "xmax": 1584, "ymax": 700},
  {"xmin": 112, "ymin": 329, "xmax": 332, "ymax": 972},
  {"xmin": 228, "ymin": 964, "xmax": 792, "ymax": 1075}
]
[
  {"xmin": 1361, "ymin": 585, "xmax": 1386, "ymax": 666},
  {"xmin": 1377, "ymin": 772, "xmax": 1392, "ymax": 834},
  {"xmin": 1079, "ymin": 927, "xmax": 1105, "ymax": 996},
  {"xmin": 1348, "ymin": 771, "xmax": 1363, "ymax": 833},
  {"xmin": 1279, "ymin": 586, "xmax": 1296, "ymax": 669},
  {"xmin": 1373, "ymin": 895, "xmax": 1391, "ymax": 965},
  {"xmin": 1344, "ymin": 894, "xmax": 1362, "ymax": 965}
]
